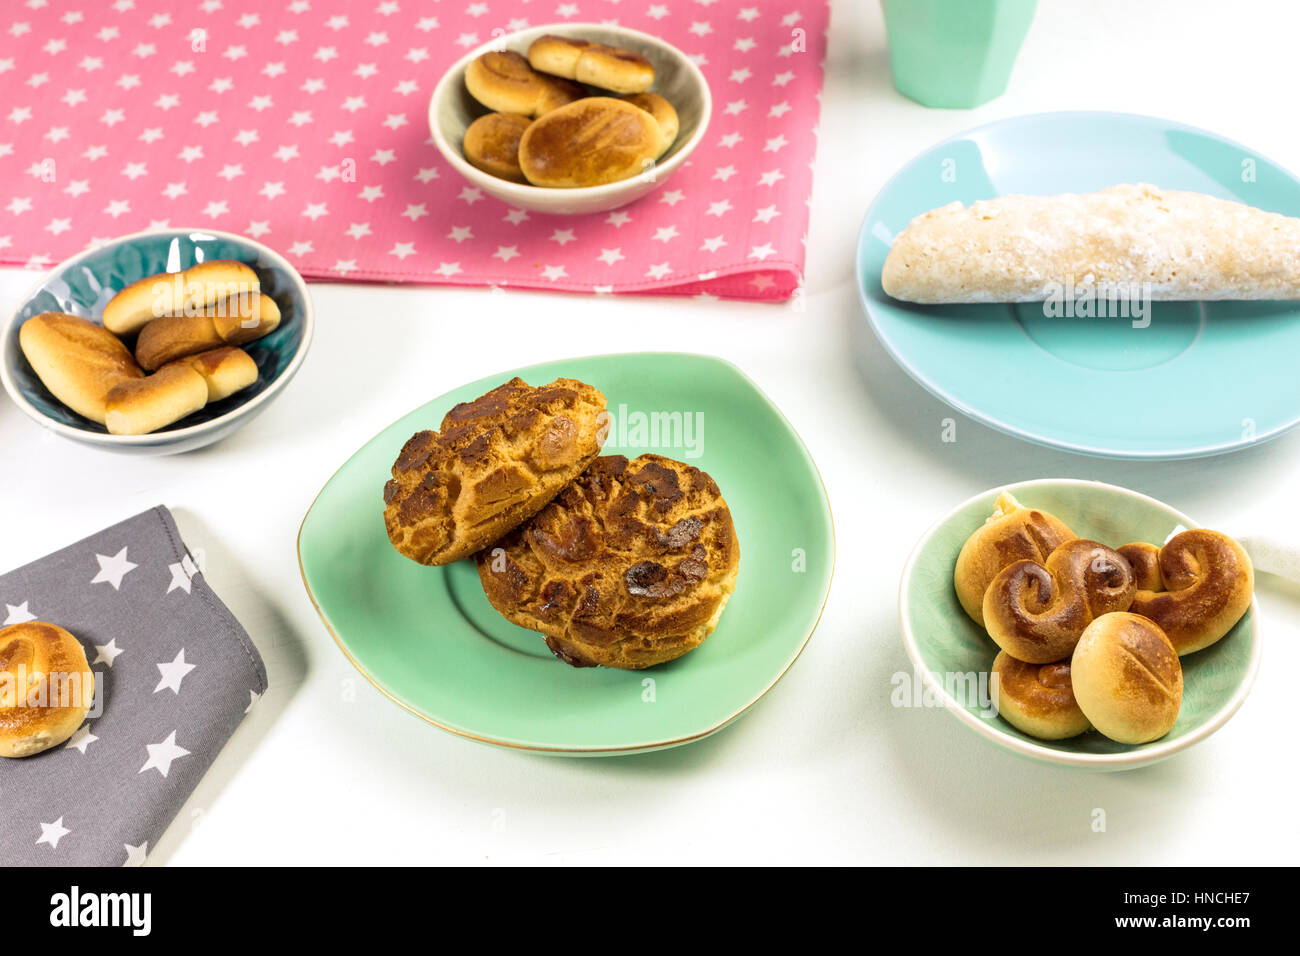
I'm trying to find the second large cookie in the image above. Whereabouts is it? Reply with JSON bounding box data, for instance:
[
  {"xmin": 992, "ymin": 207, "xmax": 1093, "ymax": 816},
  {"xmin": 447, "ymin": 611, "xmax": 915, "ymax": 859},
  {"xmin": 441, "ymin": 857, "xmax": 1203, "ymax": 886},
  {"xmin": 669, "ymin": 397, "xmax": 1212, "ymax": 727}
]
[
  {"xmin": 476, "ymin": 454, "xmax": 740, "ymax": 669},
  {"xmin": 383, "ymin": 377, "xmax": 607, "ymax": 565}
]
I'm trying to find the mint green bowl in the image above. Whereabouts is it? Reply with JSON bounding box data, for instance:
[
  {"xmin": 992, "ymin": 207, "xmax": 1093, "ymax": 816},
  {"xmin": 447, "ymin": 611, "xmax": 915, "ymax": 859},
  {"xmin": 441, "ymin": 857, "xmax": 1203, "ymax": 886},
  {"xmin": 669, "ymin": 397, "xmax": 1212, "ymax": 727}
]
[
  {"xmin": 899, "ymin": 478, "xmax": 1260, "ymax": 770},
  {"xmin": 299, "ymin": 353, "xmax": 834, "ymax": 755}
]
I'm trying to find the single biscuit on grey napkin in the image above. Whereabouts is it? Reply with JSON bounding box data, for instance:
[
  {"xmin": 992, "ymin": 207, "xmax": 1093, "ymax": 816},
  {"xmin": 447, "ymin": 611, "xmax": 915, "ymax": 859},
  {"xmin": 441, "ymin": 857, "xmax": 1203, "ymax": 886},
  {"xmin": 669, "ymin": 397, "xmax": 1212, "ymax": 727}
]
[{"xmin": 0, "ymin": 506, "xmax": 266, "ymax": 866}]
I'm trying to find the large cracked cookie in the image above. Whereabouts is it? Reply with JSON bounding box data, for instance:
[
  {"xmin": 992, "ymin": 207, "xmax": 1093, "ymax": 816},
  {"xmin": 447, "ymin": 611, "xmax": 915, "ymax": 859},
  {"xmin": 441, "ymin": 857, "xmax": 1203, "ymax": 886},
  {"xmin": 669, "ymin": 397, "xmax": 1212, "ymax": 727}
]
[
  {"xmin": 476, "ymin": 454, "xmax": 740, "ymax": 669},
  {"xmin": 383, "ymin": 377, "xmax": 607, "ymax": 566}
]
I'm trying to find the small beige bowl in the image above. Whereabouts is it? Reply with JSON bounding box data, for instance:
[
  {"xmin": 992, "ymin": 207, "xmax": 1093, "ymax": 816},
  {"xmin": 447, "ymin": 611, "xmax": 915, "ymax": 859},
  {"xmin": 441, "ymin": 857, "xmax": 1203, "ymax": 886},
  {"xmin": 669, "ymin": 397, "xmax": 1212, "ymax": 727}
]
[{"xmin": 428, "ymin": 23, "xmax": 711, "ymax": 215}]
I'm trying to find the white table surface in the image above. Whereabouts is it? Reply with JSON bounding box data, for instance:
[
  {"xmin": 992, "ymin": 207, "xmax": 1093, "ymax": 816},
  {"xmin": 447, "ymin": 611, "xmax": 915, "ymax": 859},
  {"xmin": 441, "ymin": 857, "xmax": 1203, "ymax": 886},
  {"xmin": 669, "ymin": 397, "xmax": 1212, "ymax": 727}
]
[{"xmin": 3, "ymin": 0, "xmax": 1299, "ymax": 866}]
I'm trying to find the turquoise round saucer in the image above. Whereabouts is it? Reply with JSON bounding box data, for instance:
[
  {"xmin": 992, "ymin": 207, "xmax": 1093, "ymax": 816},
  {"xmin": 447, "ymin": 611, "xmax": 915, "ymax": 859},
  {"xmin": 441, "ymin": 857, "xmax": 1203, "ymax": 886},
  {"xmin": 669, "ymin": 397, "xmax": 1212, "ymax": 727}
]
[{"xmin": 857, "ymin": 111, "xmax": 1300, "ymax": 459}]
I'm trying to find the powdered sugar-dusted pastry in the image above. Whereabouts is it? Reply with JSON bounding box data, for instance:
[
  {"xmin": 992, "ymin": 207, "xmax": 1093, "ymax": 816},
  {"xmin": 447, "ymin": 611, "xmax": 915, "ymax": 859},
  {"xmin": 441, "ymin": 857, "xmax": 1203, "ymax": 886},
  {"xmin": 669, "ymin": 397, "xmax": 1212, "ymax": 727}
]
[{"xmin": 882, "ymin": 183, "xmax": 1300, "ymax": 303}]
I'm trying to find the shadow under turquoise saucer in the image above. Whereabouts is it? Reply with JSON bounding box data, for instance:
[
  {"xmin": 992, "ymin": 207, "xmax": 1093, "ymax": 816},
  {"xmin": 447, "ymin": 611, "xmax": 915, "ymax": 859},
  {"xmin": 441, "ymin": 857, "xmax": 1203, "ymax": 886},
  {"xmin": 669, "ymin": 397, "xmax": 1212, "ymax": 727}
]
[
  {"xmin": 2, "ymin": 228, "xmax": 312, "ymax": 454},
  {"xmin": 900, "ymin": 479, "xmax": 1260, "ymax": 771}
]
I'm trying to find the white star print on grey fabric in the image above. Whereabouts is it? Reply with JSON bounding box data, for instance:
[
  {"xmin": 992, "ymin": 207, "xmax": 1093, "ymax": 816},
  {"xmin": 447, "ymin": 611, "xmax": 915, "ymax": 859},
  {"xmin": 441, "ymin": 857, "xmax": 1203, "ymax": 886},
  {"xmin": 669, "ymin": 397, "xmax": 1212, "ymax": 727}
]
[
  {"xmin": 140, "ymin": 731, "xmax": 190, "ymax": 778},
  {"xmin": 64, "ymin": 723, "xmax": 98, "ymax": 754},
  {"xmin": 91, "ymin": 547, "xmax": 137, "ymax": 590},
  {"xmin": 166, "ymin": 556, "xmax": 197, "ymax": 594},
  {"xmin": 154, "ymin": 649, "xmax": 196, "ymax": 695},
  {"xmin": 37, "ymin": 817, "xmax": 70, "ymax": 849},
  {"xmin": 3, "ymin": 601, "xmax": 37, "ymax": 624},
  {"xmin": 93, "ymin": 638, "xmax": 124, "ymax": 667},
  {"xmin": 123, "ymin": 842, "xmax": 148, "ymax": 867}
]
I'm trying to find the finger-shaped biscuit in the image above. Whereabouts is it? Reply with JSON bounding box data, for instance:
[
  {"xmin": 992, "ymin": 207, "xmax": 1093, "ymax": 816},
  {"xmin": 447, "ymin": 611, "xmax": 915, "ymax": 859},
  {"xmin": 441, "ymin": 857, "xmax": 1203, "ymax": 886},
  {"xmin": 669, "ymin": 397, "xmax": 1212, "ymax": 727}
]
[
  {"xmin": 168, "ymin": 346, "xmax": 258, "ymax": 402},
  {"xmin": 18, "ymin": 312, "xmax": 144, "ymax": 424},
  {"xmin": 211, "ymin": 292, "xmax": 281, "ymax": 346},
  {"xmin": 104, "ymin": 364, "xmax": 209, "ymax": 435},
  {"xmin": 528, "ymin": 35, "xmax": 654, "ymax": 94},
  {"xmin": 103, "ymin": 260, "xmax": 259, "ymax": 336},
  {"xmin": 134, "ymin": 313, "xmax": 224, "ymax": 371}
]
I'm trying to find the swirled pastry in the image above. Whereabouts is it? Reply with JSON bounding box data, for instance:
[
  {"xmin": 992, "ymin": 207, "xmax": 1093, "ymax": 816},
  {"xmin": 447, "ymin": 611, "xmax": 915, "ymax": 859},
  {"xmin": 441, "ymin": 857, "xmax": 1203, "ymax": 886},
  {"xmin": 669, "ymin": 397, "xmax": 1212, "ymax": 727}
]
[
  {"xmin": 1117, "ymin": 530, "xmax": 1253, "ymax": 655},
  {"xmin": 476, "ymin": 454, "xmax": 740, "ymax": 669},
  {"xmin": 883, "ymin": 184, "xmax": 1300, "ymax": 303},
  {"xmin": 992, "ymin": 651, "xmax": 1090, "ymax": 741},
  {"xmin": 953, "ymin": 492, "xmax": 1076, "ymax": 626},
  {"xmin": 384, "ymin": 378, "xmax": 607, "ymax": 566},
  {"xmin": 1, "ymin": 622, "xmax": 95, "ymax": 759},
  {"xmin": 983, "ymin": 539, "xmax": 1137, "ymax": 664}
]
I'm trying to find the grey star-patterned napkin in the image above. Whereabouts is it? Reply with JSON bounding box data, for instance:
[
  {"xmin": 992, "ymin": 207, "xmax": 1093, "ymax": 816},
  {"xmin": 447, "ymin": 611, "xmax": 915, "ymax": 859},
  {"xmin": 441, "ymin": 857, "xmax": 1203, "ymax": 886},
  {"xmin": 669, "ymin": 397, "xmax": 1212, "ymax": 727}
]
[{"xmin": 0, "ymin": 506, "xmax": 266, "ymax": 867}]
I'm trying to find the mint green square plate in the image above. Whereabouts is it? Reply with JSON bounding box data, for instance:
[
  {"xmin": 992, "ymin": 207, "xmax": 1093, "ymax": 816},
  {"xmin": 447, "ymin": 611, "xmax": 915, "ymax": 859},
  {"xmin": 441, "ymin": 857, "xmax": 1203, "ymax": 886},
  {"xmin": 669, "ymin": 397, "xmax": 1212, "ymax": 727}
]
[
  {"xmin": 857, "ymin": 111, "xmax": 1300, "ymax": 459},
  {"xmin": 298, "ymin": 353, "xmax": 834, "ymax": 755},
  {"xmin": 900, "ymin": 479, "xmax": 1261, "ymax": 770}
]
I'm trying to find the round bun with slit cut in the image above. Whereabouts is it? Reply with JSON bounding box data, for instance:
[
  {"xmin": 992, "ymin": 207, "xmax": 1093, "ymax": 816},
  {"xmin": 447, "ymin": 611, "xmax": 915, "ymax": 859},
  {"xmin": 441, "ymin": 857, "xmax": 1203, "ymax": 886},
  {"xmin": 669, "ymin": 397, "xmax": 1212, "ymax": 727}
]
[
  {"xmin": 1071, "ymin": 611, "xmax": 1183, "ymax": 744},
  {"xmin": 476, "ymin": 454, "xmax": 740, "ymax": 669}
]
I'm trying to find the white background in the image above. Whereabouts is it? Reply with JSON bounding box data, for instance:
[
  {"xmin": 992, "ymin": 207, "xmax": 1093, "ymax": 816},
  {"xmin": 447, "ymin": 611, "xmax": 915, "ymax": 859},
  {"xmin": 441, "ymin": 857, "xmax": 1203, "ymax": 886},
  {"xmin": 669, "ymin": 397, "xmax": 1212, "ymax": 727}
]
[{"xmin": 3, "ymin": 0, "xmax": 1299, "ymax": 865}]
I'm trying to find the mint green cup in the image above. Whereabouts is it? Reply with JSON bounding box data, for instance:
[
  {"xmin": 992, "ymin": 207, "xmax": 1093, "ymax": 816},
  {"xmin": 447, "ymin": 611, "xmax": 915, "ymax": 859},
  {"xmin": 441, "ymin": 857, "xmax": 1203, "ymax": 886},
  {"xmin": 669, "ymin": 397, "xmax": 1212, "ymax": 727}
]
[{"xmin": 882, "ymin": 0, "xmax": 1037, "ymax": 109}]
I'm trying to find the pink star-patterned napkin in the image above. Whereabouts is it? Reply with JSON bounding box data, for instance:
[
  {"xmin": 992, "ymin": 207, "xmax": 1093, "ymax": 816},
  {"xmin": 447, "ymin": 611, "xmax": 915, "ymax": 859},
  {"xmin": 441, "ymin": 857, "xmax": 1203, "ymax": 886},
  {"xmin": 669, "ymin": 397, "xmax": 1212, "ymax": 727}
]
[{"xmin": 0, "ymin": 0, "xmax": 828, "ymax": 302}]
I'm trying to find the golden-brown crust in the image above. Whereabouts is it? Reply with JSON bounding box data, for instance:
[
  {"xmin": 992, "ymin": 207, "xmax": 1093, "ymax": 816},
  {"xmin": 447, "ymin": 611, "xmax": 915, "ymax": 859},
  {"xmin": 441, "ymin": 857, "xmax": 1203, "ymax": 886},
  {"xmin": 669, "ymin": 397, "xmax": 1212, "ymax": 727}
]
[
  {"xmin": 992, "ymin": 652, "xmax": 1090, "ymax": 740},
  {"xmin": 168, "ymin": 346, "xmax": 258, "ymax": 402},
  {"xmin": 211, "ymin": 292, "xmax": 281, "ymax": 346},
  {"xmin": 983, "ymin": 539, "xmax": 1137, "ymax": 663},
  {"xmin": 384, "ymin": 378, "xmax": 608, "ymax": 566},
  {"xmin": 528, "ymin": 35, "xmax": 654, "ymax": 94},
  {"xmin": 464, "ymin": 50, "xmax": 585, "ymax": 118},
  {"xmin": 18, "ymin": 312, "xmax": 144, "ymax": 424},
  {"xmin": 1116, "ymin": 530, "xmax": 1253, "ymax": 655},
  {"xmin": 518, "ymin": 97, "xmax": 660, "ymax": 188},
  {"xmin": 103, "ymin": 260, "xmax": 259, "ymax": 336},
  {"xmin": 953, "ymin": 492, "xmax": 1076, "ymax": 625},
  {"xmin": 104, "ymin": 363, "xmax": 210, "ymax": 435},
  {"xmin": 621, "ymin": 92, "xmax": 678, "ymax": 156},
  {"xmin": 134, "ymin": 312, "xmax": 224, "ymax": 371},
  {"xmin": 1071, "ymin": 612, "xmax": 1183, "ymax": 744},
  {"xmin": 476, "ymin": 454, "xmax": 740, "ymax": 669},
  {"xmin": 0, "ymin": 621, "xmax": 95, "ymax": 758},
  {"xmin": 463, "ymin": 112, "xmax": 532, "ymax": 183}
]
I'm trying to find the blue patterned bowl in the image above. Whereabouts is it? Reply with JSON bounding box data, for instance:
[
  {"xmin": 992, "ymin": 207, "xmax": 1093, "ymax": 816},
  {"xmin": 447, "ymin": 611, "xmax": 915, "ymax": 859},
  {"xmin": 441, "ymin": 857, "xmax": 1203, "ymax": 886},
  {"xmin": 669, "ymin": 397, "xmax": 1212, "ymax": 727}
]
[{"xmin": 1, "ymin": 228, "xmax": 313, "ymax": 455}]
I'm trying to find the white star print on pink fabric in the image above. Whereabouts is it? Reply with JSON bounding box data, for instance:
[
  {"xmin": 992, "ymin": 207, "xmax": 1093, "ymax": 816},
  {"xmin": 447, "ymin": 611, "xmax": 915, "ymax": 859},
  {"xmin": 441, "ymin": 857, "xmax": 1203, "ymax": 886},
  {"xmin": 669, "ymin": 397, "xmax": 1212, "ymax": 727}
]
[{"xmin": 0, "ymin": 0, "xmax": 827, "ymax": 301}]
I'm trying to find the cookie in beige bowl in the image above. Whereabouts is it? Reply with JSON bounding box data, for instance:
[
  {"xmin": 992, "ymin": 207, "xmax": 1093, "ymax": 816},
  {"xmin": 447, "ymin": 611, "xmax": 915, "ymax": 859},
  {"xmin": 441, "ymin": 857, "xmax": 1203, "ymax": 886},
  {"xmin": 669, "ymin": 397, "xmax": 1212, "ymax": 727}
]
[{"xmin": 428, "ymin": 22, "xmax": 711, "ymax": 215}]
